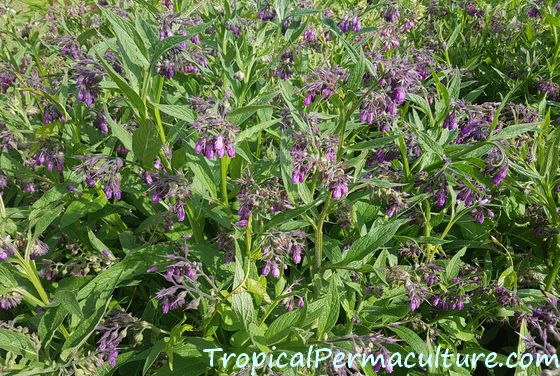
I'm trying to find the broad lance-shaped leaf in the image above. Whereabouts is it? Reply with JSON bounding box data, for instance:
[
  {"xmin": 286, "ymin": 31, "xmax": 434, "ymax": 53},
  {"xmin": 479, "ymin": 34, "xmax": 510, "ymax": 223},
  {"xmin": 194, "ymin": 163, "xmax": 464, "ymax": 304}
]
[
  {"xmin": 0, "ymin": 328, "xmax": 38, "ymax": 360},
  {"xmin": 340, "ymin": 218, "xmax": 408, "ymax": 265},
  {"xmin": 231, "ymin": 247, "xmax": 257, "ymax": 330},
  {"xmin": 132, "ymin": 121, "xmax": 163, "ymax": 168},
  {"xmin": 316, "ymin": 275, "xmax": 340, "ymax": 338}
]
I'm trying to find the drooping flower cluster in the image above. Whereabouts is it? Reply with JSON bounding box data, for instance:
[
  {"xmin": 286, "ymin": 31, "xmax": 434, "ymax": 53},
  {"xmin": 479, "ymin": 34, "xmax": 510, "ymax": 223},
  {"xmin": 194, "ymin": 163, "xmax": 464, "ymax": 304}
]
[
  {"xmin": 0, "ymin": 235, "xmax": 16, "ymax": 260},
  {"xmin": 74, "ymin": 154, "xmax": 124, "ymax": 200},
  {"xmin": 538, "ymin": 80, "xmax": 560, "ymax": 100},
  {"xmin": 236, "ymin": 170, "xmax": 292, "ymax": 225},
  {"xmin": 73, "ymin": 57, "xmax": 104, "ymax": 106},
  {"xmin": 360, "ymin": 54, "xmax": 425, "ymax": 131},
  {"xmin": 484, "ymin": 147, "xmax": 509, "ymax": 186},
  {"xmin": 96, "ymin": 310, "xmax": 140, "ymax": 366},
  {"xmin": 145, "ymin": 172, "xmax": 191, "ymax": 223},
  {"xmin": 281, "ymin": 279, "xmax": 305, "ymax": 311},
  {"xmin": 303, "ymin": 65, "xmax": 348, "ymax": 106},
  {"xmin": 290, "ymin": 132, "xmax": 350, "ymax": 200},
  {"xmin": 456, "ymin": 177, "xmax": 495, "ymax": 223},
  {"xmin": 516, "ymin": 296, "xmax": 560, "ymax": 356},
  {"xmin": 154, "ymin": 247, "xmax": 215, "ymax": 313},
  {"xmin": 258, "ymin": 2, "xmax": 276, "ymax": 21},
  {"xmin": 42, "ymin": 104, "xmax": 66, "ymax": 124},
  {"xmin": 0, "ymin": 121, "xmax": 20, "ymax": 151},
  {"xmin": 0, "ymin": 62, "xmax": 16, "ymax": 94},
  {"xmin": 52, "ymin": 35, "xmax": 82, "ymax": 60},
  {"xmin": 260, "ymin": 229, "xmax": 306, "ymax": 278},
  {"xmin": 274, "ymin": 50, "xmax": 295, "ymax": 80},
  {"xmin": 40, "ymin": 240, "xmax": 116, "ymax": 280},
  {"xmin": 191, "ymin": 95, "xmax": 238, "ymax": 160},
  {"xmin": 0, "ymin": 291, "xmax": 23, "ymax": 310},
  {"xmin": 338, "ymin": 13, "xmax": 361, "ymax": 34},
  {"xmin": 28, "ymin": 143, "xmax": 64, "ymax": 172}
]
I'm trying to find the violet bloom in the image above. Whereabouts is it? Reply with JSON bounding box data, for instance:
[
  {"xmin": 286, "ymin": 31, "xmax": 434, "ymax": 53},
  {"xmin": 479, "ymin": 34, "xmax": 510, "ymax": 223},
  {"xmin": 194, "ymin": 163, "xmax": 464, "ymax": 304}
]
[
  {"xmin": 236, "ymin": 170, "xmax": 291, "ymax": 222},
  {"xmin": 0, "ymin": 122, "xmax": 20, "ymax": 151},
  {"xmin": 147, "ymin": 173, "xmax": 190, "ymax": 223},
  {"xmin": 527, "ymin": 6, "xmax": 541, "ymax": 18},
  {"xmin": 0, "ymin": 236, "xmax": 16, "ymax": 260},
  {"xmin": 74, "ymin": 154, "xmax": 124, "ymax": 200},
  {"xmin": 162, "ymin": 0, "xmax": 173, "ymax": 11},
  {"xmin": 261, "ymin": 230, "xmax": 306, "ymax": 278},
  {"xmin": 154, "ymin": 252, "xmax": 206, "ymax": 313},
  {"xmin": 303, "ymin": 65, "xmax": 348, "ymax": 106},
  {"xmin": 0, "ymin": 174, "xmax": 7, "ymax": 195},
  {"xmin": 52, "ymin": 36, "xmax": 82, "ymax": 60},
  {"xmin": 43, "ymin": 104, "xmax": 66, "ymax": 124},
  {"xmin": 492, "ymin": 164, "xmax": 509, "ymax": 186},
  {"xmin": 97, "ymin": 310, "xmax": 138, "ymax": 366},
  {"xmin": 0, "ymin": 63, "xmax": 16, "ymax": 94},
  {"xmin": 73, "ymin": 57, "xmax": 104, "ymax": 106},
  {"xmin": 0, "ymin": 292, "xmax": 23, "ymax": 310},
  {"xmin": 191, "ymin": 95, "xmax": 238, "ymax": 160},
  {"xmin": 30, "ymin": 239, "xmax": 49, "ymax": 259},
  {"xmin": 281, "ymin": 280, "xmax": 305, "ymax": 311},
  {"xmin": 382, "ymin": 7, "xmax": 400, "ymax": 23},
  {"xmin": 274, "ymin": 50, "xmax": 295, "ymax": 80},
  {"xmin": 258, "ymin": 3, "xmax": 276, "ymax": 21},
  {"xmin": 443, "ymin": 111, "xmax": 458, "ymax": 130},
  {"xmin": 93, "ymin": 112, "xmax": 109, "ymax": 134},
  {"xmin": 303, "ymin": 28, "xmax": 316, "ymax": 42},
  {"xmin": 29, "ymin": 144, "xmax": 64, "ymax": 172}
]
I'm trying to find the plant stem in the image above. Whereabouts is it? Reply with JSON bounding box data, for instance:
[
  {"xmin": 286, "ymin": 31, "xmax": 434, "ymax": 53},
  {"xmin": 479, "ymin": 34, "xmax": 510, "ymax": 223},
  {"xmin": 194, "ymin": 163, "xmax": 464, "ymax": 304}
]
[{"xmin": 220, "ymin": 156, "xmax": 229, "ymax": 209}]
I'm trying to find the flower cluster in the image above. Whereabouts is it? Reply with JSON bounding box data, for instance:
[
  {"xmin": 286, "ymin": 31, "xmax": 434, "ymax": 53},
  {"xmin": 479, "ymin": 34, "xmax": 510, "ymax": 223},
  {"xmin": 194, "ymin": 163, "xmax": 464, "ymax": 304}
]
[
  {"xmin": 236, "ymin": 170, "xmax": 291, "ymax": 225},
  {"xmin": 73, "ymin": 57, "xmax": 104, "ymax": 106},
  {"xmin": 0, "ymin": 63, "xmax": 16, "ymax": 94},
  {"xmin": 96, "ymin": 310, "xmax": 140, "ymax": 366},
  {"xmin": 303, "ymin": 65, "xmax": 348, "ymax": 106},
  {"xmin": 153, "ymin": 247, "xmax": 215, "ymax": 313},
  {"xmin": 145, "ymin": 172, "xmax": 191, "ymax": 223},
  {"xmin": 260, "ymin": 230, "xmax": 306, "ymax": 278},
  {"xmin": 191, "ymin": 95, "xmax": 238, "ymax": 159},
  {"xmin": 74, "ymin": 154, "xmax": 124, "ymax": 200}
]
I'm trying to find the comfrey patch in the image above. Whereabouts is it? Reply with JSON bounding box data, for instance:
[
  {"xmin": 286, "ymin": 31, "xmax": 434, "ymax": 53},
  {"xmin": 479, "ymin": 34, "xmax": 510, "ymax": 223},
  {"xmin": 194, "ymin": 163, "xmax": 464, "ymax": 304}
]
[{"xmin": 0, "ymin": 0, "xmax": 559, "ymax": 375}]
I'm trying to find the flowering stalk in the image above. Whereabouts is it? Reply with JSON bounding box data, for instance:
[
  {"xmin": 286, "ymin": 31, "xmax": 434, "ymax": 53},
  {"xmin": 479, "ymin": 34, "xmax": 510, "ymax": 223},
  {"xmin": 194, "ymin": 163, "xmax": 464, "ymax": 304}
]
[{"xmin": 220, "ymin": 156, "xmax": 229, "ymax": 209}]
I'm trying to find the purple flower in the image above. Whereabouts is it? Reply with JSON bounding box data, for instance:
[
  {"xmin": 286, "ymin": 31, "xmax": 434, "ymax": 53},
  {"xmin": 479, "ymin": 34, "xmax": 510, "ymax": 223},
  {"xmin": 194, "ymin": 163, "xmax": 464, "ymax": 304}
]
[
  {"xmin": 0, "ymin": 63, "xmax": 16, "ymax": 94},
  {"xmin": 303, "ymin": 28, "xmax": 316, "ymax": 41},
  {"xmin": 261, "ymin": 230, "xmax": 306, "ymax": 278},
  {"xmin": 492, "ymin": 164, "xmax": 509, "ymax": 186},
  {"xmin": 74, "ymin": 154, "xmax": 124, "ymax": 200},
  {"xmin": 147, "ymin": 173, "xmax": 191, "ymax": 223},
  {"xmin": 0, "ymin": 292, "xmax": 23, "ymax": 310},
  {"xmin": 303, "ymin": 65, "xmax": 347, "ymax": 106},
  {"xmin": 258, "ymin": 3, "xmax": 276, "ymax": 21},
  {"xmin": 73, "ymin": 57, "xmax": 104, "ymax": 106},
  {"xmin": 52, "ymin": 36, "xmax": 82, "ymax": 60},
  {"xmin": 382, "ymin": 7, "xmax": 401, "ymax": 23},
  {"xmin": 443, "ymin": 111, "xmax": 458, "ymax": 130},
  {"xmin": 0, "ymin": 236, "xmax": 16, "ymax": 260},
  {"xmin": 162, "ymin": 0, "xmax": 173, "ymax": 11},
  {"xmin": 30, "ymin": 240, "xmax": 49, "ymax": 259},
  {"xmin": 28, "ymin": 144, "xmax": 64, "ymax": 172},
  {"xmin": 274, "ymin": 50, "xmax": 295, "ymax": 80},
  {"xmin": 43, "ymin": 104, "xmax": 66, "ymax": 124},
  {"xmin": 0, "ymin": 174, "xmax": 7, "ymax": 195},
  {"xmin": 97, "ymin": 310, "xmax": 139, "ymax": 366}
]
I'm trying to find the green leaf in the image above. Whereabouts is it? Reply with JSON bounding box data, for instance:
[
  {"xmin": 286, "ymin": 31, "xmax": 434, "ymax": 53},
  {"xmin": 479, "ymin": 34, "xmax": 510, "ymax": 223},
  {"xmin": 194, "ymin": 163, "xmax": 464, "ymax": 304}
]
[
  {"xmin": 491, "ymin": 123, "xmax": 540, "ymax": 141},
  {"xmin": 60, "ymin": 194, "xmax": 108, "ymax": 228},
  {"xmin": 266, "ymin": 306, "xmax": 305, "ymax": 344},
  {"xmin": 0, "ymin": 328, "xmax": 38, "ymax": 360},
  {"xmin": 389, "ymin": 326, "xmax": 427, "ymax": 356},
  {"xmin": 100, "ymin": 7, "xmax": 149, "ymax": 69},
  {"xmin": 231, "ymin": 247, "xmax": 256, "ymax": 330},
  {"xmin": 341, "ymin": 218, "xmax": 407, "ymax": 265},
  {"xmin": 105, "ymin": 106, "xmax": 133, "ymax": 150},
  {"xmin": 143, "ymin": 339, "xmax": 166, "ymax": 375},
  {"xmin": 236, "ymin": 119, "xmax": 280, "ymax": 143},
  {"xmin": 317, "ymin": 275, "xmax": 340, "ymax": 338},
  {"xmin": 54, "ymin": 290, "xmax": 84, "ymax": 319},
  {"xmin": 226, "ymin": 105, "xmax": 275, "ymax": 125},
  {"xmin": 97, "ymin": 51, "xmax": 147, "ymax": 117},
  {"xmin": 132, "ymin": 122, "xmax": 163, "ymax": 167},
  {"xmin": 446, "ymin": 247, "xmax": 467, "ymax": 281},
  {"xmin": 154, "ymin": 104, "xmax": 196, "ymax": 122}
]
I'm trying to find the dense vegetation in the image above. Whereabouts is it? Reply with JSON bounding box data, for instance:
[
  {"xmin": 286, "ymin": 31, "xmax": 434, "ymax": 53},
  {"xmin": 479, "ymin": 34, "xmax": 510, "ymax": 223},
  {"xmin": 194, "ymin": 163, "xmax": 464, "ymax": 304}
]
[{"xmin": 0, "ymin": 0, "xmax": 559, "ymax": 375}]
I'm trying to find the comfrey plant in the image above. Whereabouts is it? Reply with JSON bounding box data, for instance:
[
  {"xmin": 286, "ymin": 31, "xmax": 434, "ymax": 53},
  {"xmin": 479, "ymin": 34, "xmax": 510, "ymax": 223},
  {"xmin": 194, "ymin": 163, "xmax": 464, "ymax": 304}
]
[{"xmin": 0, "ymin": 0, "xmax": 559, "ymax": 375}]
